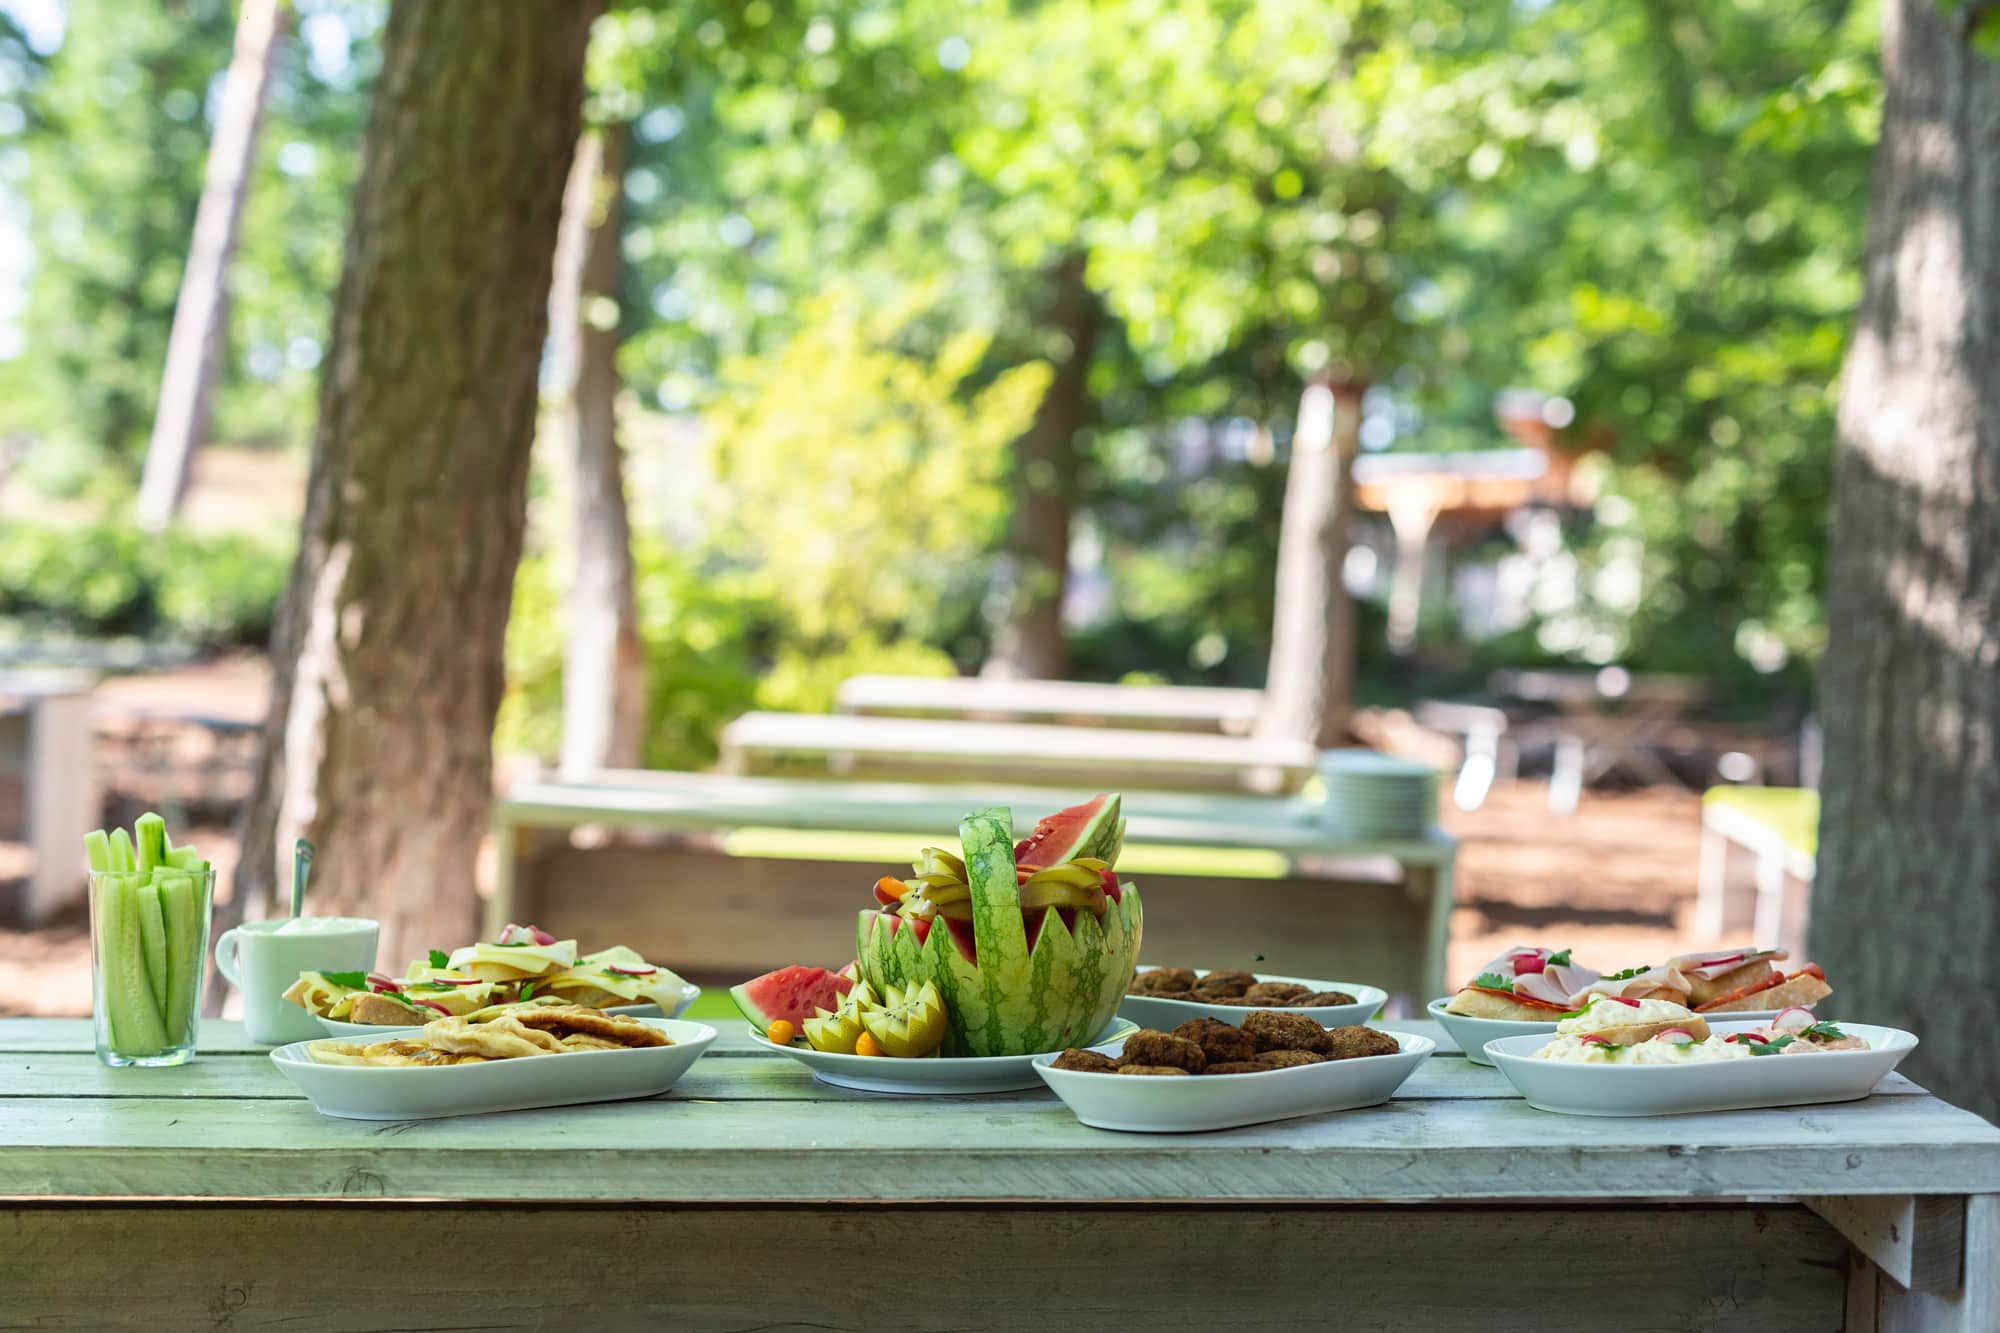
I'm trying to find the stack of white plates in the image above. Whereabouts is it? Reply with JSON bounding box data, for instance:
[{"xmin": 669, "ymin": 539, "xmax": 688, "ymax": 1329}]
[{"xmin": 1317, "ymin": 749, "xmax": 1439, "ymax": 839}]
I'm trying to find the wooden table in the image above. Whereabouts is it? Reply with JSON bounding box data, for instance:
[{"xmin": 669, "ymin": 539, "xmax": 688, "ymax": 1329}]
[
  {"xmin": 836, "ymin": 673, "xmax": 1265, "ymax": 734},
  {"xmin": 3, "ymin": 1017, "xmax": 1993, "ymax": 1330},
  {"xmin": 719, "ymin": 710, "xmax": 1320, "ymax": 793},
  {"xmin": 495, "ymin": 771, "xmax": 1459, "ymax": 1003}
]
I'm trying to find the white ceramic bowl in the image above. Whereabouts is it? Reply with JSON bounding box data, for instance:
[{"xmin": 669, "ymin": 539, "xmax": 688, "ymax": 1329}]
[
  {"xmin": 1035, "ymin": 1029, "xmax": 1433, "ymax": 1133},
  {"xmin": 272, "ymin": 1017, "xmax": 718, "ymax": 1120},
  {"xmin": 1484, "ymin": 1021, "xmax": 1917, "ymax": 1117},
  {"xmin": 749, "ymin": 1018, "xmax": 1140, "ymax": 1095},
  {"xmin": 1122, "ymin": 970, "xmax": 1386, "ymax": 1032},
  {"xmin": 1426, "ymin": 996, "xmax": 1796, "ymax": 1066}
]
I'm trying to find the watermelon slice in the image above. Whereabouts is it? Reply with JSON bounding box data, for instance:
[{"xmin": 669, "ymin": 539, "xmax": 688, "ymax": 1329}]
[
  {"xmin": 729, "ymin": 965, "xmax": 854, "ymax": 1031},
  {"xmin": 1013, "ymin": 793, "xmax": 1123, "ymax": 869}
]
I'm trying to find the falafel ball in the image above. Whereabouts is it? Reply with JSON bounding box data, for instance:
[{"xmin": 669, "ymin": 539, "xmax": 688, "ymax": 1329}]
[
  {"xmin": 1201, "ymin": 1060, "xmax": 1269, "ymax": 1075},
  {"xmin": 1128, "ymin": 967, "xmax": 1197, "ymax": 995},
  {"xmin": 1119, "ymin": 1029, "xmax": 1208, "ymax": 1072},
  {"xmin": 1116, "ymin": 1064, "xmax": 1192, "ymax": 1076},
  {"xmin": 1298, "ymin": 990, "xmax": 1358, "ymax": 1008},
  {"xmin": 1050, "ymin": 1048, "xmax": 1119, "ymax": 1073},
  {"xmin": 1242, "ymin": 981, "xmax": 1312, "ymax": 1004},
  {"xmin": 1171, "ymin": 1017, "xmax": 1258, "ymax": 1064},
  {"xmin": 1242, "ymin": 1009, "xmax": 1336, "ymax": 1054},
  {"xmin": 1191, "ymin": 969, "xmax": 1256, "ymax": 998},
  {"xmin": 1323, "ymin": 1026, "xmax": 1402, "ymax": 1060},
  {"xmin": 1254, "ymin": 1049, "xmax": 1326, "ymax": 1069}
]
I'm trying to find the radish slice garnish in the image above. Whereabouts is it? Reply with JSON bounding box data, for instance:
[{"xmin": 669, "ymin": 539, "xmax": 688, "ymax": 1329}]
[
  {"xmin": 1579, "ymin": 1034, "xmax": 1613, "ymax": 1046},
  {"xmin": 1604, "ymin": 995, "xmax": 1641, "ymax": 1007},
  {"xmin": 607, "ymin": 965, "xmax": 656, "ymax": 976},
  {"xmin": 413, "ymin": 999, "xmax": 450, "ymax": 1016},
  {"xmin": 1513, "ymin": 954, "xmax": 1547, "ymax": 975},
  {"xmin": 367, "ymin": 973, "xmax": 401, "ymax": 992},
  {"xmin": 1772, "ymin": 1006, "xmax": 1816, "ymax": 1031},
  {"xmin": 1726, "ymin": 1031, "xmax": 1770, "ymax": 1044},
  {"xmin": 1655, "ymin": 1027, "xmax": 1696, "ymax": 1045}
]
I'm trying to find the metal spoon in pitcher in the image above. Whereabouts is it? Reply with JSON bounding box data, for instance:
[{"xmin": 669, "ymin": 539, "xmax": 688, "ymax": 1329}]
[{"xmin": 290, "ymin": 838, "xmax": 314, "ymax": 919}]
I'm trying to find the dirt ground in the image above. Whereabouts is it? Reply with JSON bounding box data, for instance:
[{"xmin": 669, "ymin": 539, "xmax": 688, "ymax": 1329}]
[{"xmin": 0, "ymin": 774, "xmax": 1707, "ymax": 1018}]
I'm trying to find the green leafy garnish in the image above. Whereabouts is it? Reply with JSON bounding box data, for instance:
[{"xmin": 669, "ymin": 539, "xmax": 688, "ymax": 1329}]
[
  {"xmin": 1803, "ymin": 1021, "xmax": 1848, "ymax": 1041},
  {"xmin": 494, "ymin": 941, "xmax": 532, "ymax": 948},
  {"xmin": 1471, "ymin": 972, "xmax": 1513, "ymax": 991},
  {"xmin": 519, "ymin": 982, "xmax": 536, "ymax": 1002},
  {"xmin": 428, "ymin": 949, "xmax": 450, "ymax": 970},
  {"xmin": 1747, "ymin": 1035, "xmax": 1796, "ymax": 1056},
  {"xmin": 374, "ymin": 989, "xmax": 419, "ymax": 1009},
  {"xmin": 1546, "ymin": 949, "xmax": 1573, "ymax": 967},
  {"xmin": 322, "ymin": 971, "xmax": 368, "ymax": 991},
  {"xmin": 406, "ymin": 981, "xmax": 458, "ymax": 993},
  {"xmin": 1604, "ymin": 964, "xmax": 1650, "ymax": 981}
]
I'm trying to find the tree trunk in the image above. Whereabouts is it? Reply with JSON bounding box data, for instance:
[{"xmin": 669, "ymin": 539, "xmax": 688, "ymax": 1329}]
[
  {"xmin": 135, "ymin": 0, "xmax": 284, "ymax": 531},
  {"xmin": 1258, "ymin": 375, "xmax": 1363, "ymax": 750},
  {"xmin": 232, "ymin": 0, "xmax": 599, "ymax": 976},
  {"xmin": 1811, "ymin": 0, "xmax": 2000, "ymax": 1122},
  {"xmin": 554, "ymin": 122, "xmax": 646, "ymax": 777},
  {"xmin": 984, "ymin": 251, "xmax": 1099, "ymax": 681}
]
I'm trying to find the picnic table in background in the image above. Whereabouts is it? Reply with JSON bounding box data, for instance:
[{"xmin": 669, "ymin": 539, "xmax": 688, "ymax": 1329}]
[
  {"xmin": 718, "ymin": 710, "xmax": 1318, "ymax": 794},
  {"xmin": 1490, "ymin": 667, "xmax": 1707, "ymax": 814},
  {"xmin": 1697, "ymin": 786, "xmax": 1819, "ymax": 960},
  {"xmin": 494, "ymin": 769, "xmax": 1459, "ymax": 1004},
  {"xmin": 2, "ymin": 1014, "xmax": 1994, "ymax": 1329},
  {"xmin": 835, "ymin": 673, "xmax": 1264, "ymax": 734}
]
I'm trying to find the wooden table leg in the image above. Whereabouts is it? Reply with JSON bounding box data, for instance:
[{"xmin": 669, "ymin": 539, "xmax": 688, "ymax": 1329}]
[{"xmin": 1827, "ymin": 1193, "xmax": 1996, "ymax": 1332}]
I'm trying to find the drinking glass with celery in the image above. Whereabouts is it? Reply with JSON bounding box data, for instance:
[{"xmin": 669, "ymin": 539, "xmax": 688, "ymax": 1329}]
[{"xmin": 85, "ymin": 813, "xmax": 215, "ymax": 1067}]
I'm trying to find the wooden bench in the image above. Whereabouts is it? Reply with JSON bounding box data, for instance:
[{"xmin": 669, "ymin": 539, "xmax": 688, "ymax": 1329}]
[
  {"xmin": 719, "ymin": 710, "xmax": 1318, "ymax": 793},
  {"xmin": 836, "ymin": 673, "xmax": 1265, "ymax": 734},
  {"xmin": 494, "ymin": 770, "xmax": 1459, "ymax": 1004},
  {"xmin": 2, "ymin": 1015, "xmax": 1993, "ymax": 1330}
]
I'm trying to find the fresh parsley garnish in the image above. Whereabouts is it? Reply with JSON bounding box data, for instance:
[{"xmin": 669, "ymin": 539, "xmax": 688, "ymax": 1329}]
[
  {"xmin": 1547, "ymin": 949, "xmax": 1573, "ymax": 967},
  {"xmin": 429, "ymin": 949, "xmax": 450, "ymax": 969},
  {"xmin": 519, "ymin": 982, "xmax": 536, "ymax": 1001},
  {"xmin": 323, "ymin": 971, "xmax": 368, "ymax": 990},
  {"xmin": 1804, "ymin": 1021, "xmax": 1848, "ymax": 1041},
  {"xmin": 1604, "ymin": 964, "xmax": 1649, "ymax": 981},
  {"xmin": 1747, "ymin": 1035, "xmax": 1796, "ymax": 1056},
  {"xmin": 1557, "ymin": 1006, "xmax": 1588, "ymax": 1019},
  {"xmin": 1471, "ymin": 972, "xmax": 1513, "ymax": 990},
  {"xmin": 494, "ymin": 941, "xmax": 531, "ymax": 948},
  {"xmin": 376, "ymin": 989, "xmax": 419, "ymax": 1009}
]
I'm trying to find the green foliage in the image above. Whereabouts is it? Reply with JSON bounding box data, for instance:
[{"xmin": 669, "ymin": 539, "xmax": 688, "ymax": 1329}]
[
  {"xmin": 498, "ymin": 540, "xmax": 765, "ymax": 772},
  {"xmin": 756, "ymin": 635, "xmax": 959, "ymax": 715},
  {"xmin": 0, "ymin": 517, "xmax": 291, "ymax": 646}
]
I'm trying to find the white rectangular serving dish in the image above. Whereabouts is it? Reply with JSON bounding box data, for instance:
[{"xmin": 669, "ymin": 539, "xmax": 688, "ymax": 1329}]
[
  {"xmin": 1483, "ymin": 1021, "xmax": 1916, "ymax": 1116},
  {"xmin": 1034, "ymin": 1029, "xmax": 1432, "ymax": 1133},
  {"xmin": 1122, "ymin": 969, "xmax": 1386, "ymax": 1031},
  {"xmin": 271, "ymin": 1017, "xmax": 717, "ymax": 1120}
]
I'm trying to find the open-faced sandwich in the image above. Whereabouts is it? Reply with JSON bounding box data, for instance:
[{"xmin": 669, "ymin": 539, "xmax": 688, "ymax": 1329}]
[
  {"xmin": 1534, "ymin": 995, "xmax": 1867, "ymax": 1064},
  {"xmin": 307, "ymin": 1001, "xmax": 672, "ymax": 1066},
  {"xmin": 283, "ymin": 924, "xmax": 692, "ymax": 1026},
  {"xmin": 1445, "ymin": 944, "xmax": 1832, "ymax": 1020},
  {"xmin": 1667, "ymin": 949, "xmax": 1832, "ymax": 1013}
]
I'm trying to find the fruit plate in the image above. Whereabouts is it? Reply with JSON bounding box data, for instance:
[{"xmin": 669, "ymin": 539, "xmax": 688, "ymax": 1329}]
[
  {"xmin": 314, "ymin": 989, "xmax": 698, "ymax": 1040},
  {"xmin": 1034, "ymin": 1029, "xmax": 1434, "ymax": 1133},
  {"xmin": 1122, "ymin": 970, "xmax": 1386, "ymax": 1031},
  {"xmin": 271, "ymin": 1017, "xmax": 717, "ymax": 1120},
  {"xmin": 1426, "ymin": 996, "xmax": 1792, "ymax": 1067},
  {"xmin": 748, "ymin": 1017, "xmax": 1141, "ymax": 1095},
  {"xmin": 1483, "ymin": 1022, "xmax": 1917, "ymax": 1117}
]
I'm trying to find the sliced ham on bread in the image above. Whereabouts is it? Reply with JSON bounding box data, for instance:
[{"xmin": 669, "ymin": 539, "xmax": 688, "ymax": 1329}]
[
  {"xmin": 1444, "ymin": 987, "xmax": 1574, "ymax": 1021},
  {"xmin": 1697, "ymin": 964, "xmax": 1831, "ymax": 1013},
  {"xmin": 1670, "ymin": 949, "xmax": 1789, "ymax": 1006}
]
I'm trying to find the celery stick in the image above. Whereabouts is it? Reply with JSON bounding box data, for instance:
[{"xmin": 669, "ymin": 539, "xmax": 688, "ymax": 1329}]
[
  {"xmin": 96, "ymin": 874, "xmax": 167, "ymax": 1055},
  {"xmin": 158, "ymin": 870, "xmax": 204, "ymax": 1041},
  {"xmin": 166, "ymin": 846, "xmax": 203, "ymax": 872},
  {"xmin": 134, "ymin": 813, "xmax": 168, "ymax": 875},
  {"xmin": 85, "ymin": 829, "xmax": 112, "ymax": 873},
  {"xmin": 109, "ymin": 828, "xmax": 134, "ymax": 873},
  {"xmin": 135, "ymin": 878, "xmax": 171, "ymax": 1017}
]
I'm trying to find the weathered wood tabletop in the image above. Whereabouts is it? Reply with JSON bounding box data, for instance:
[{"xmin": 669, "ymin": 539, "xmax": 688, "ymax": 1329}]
[{"xmin": 2, "ymin": 1016, "xmax": 1994, "ymax": 1331}]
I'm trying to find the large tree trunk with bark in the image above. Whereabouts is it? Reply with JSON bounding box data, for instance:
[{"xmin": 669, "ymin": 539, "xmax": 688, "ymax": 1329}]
[
  {"xmin": 1258, "ymin": 375, "xmax": 1363, "ymax": 750},
  {"xmin": 984, "ymin": 251, "xmax": 1100, "ymax": 680},
  {"xmin": 135, "ymin": 0, "xmax": 284, "ymax": 530},
  {"xmin": 1812, "ymin": 0, "xmax": 2000, "ymax": 1122},
  {"xmin": 232, "ymin": 0, "xmax": 598, "ymax": 975},
  {"xmin": 553, "ymin": 122, "xmax": 646, "ymax": 777}
]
